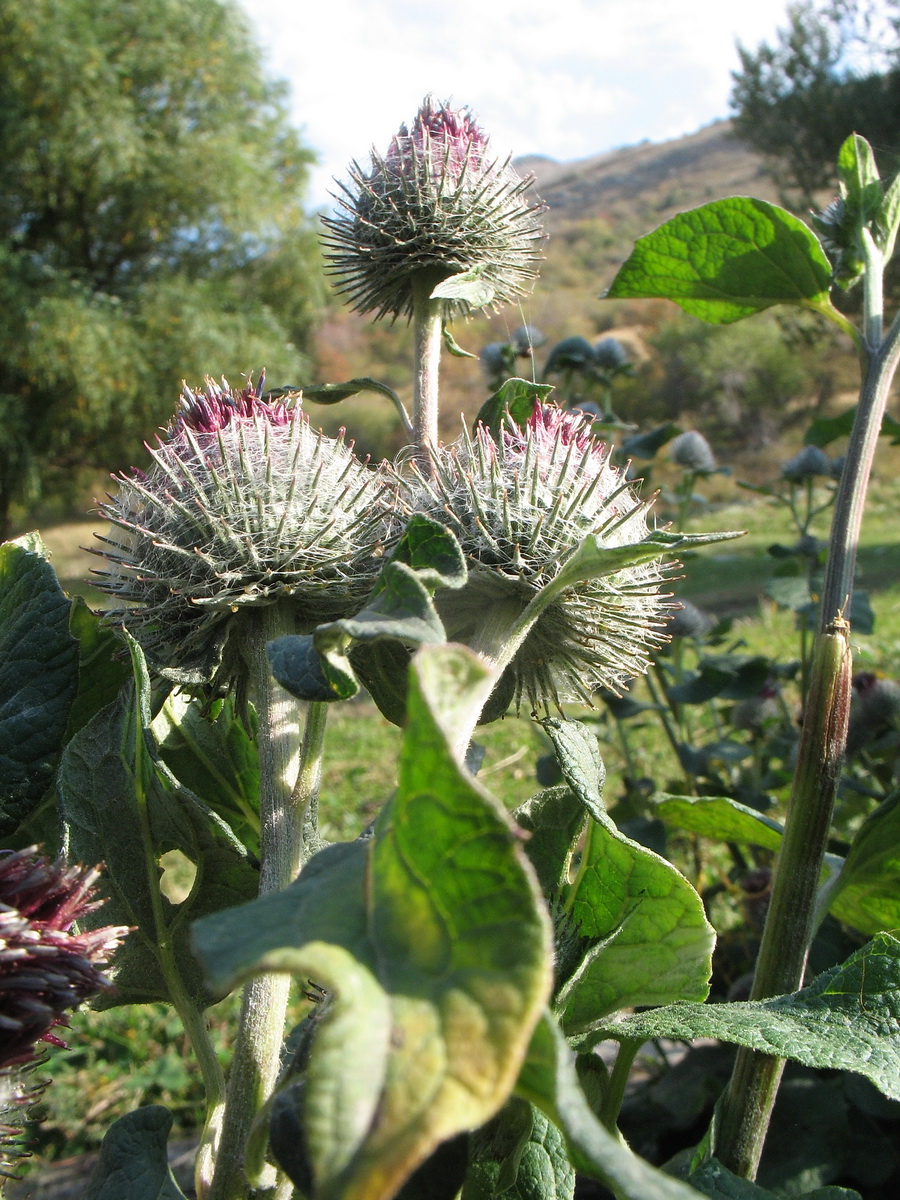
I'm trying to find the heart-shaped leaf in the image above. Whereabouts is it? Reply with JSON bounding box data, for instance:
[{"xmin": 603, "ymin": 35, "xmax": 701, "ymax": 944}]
[
  {"xmin": 606, "ymin": 198, "xmax": 837, "ymax": 325},
  {"xmin": 83, "ymin": 1106, "xmax": 187, "ymax": 1200},
  {"xmin": 557, "ymin": 811, "xmax": 713, "ymax": 1034}
]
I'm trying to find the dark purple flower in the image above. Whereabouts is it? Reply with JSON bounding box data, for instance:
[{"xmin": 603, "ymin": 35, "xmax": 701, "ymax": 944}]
[{"xmin": 0, "ymin": 848, "xmax": 127, "ymax": 1071}]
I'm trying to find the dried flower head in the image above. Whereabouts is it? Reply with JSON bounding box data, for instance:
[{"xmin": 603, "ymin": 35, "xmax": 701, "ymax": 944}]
[
  {"xmin": 409, "ymin": 405, "xmax": 674, "ymax": 712},
  {"xmin": 94, "ymin": 375, "xmax": 400, "ymax": 688},
  {"xmin": 780, "ymin": 444, "xmax": 833, "ymax": 483},
  {"xmin": 322, "ymin": 97, "xmax": 545, "ymax": 321},
  {"xmin": 669, "ymin": 430, "xmax": 717, "ymax": 474},
  {"xmin": 0, "ymin": 848, "xmax": 127, "ymax": 1073}
]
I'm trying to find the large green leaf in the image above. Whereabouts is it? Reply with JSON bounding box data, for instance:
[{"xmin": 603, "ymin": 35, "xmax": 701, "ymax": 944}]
[
  {"xmin": 828, "ymin": 793, "xmax": 900, "ymax": 935},
  {"xmin": 58, "ymin": 637, "xmax": 258, "ymax": 1007},
  {"xmin": 83, "ymin": 1106, "xmax": 187, "ymax": 1200},
  {"xmin": 655, "ymin": 794, "xmax": 785, "ymax": 852},
  {"xmin": 538, "ymin": 718, "xmax": 606, "ymax": 825},
  {"xmin": 0, "ymin": 535, "xmax": 79, "ymax": 835},
  {"xmin": 153, "ymin": 693, "xmax": 260, "ymax": 859},
  {"xmin": 516, "ymin": 1013, "xmax": 705, "ymax": 1200},
  {"xmin": 462, "ymin": 1098, "xmax": 575, "ymax": 1200},
  {"xmin": 557, "ymin": 805, "xmax": 714, "ymax": 1033},
  {"xmin": 193, "ymin": 644, "xmax": 552, "ymax": 1200},
  {"xmin": 605, "ymin": 198, "xmax": 836, "ymax": 325},
  {"xmin": 597, "ymin": 934, "xmax": 900, "ymax": 1101}
]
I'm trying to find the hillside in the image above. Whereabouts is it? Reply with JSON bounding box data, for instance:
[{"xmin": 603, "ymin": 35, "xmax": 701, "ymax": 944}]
[
  {"xmin": 308, "ymin": 120, "xmax": 853, "ymax": 468},
  {"xmin": 517, "ymin": 119, "xmax": 779, "ymax": 230}
]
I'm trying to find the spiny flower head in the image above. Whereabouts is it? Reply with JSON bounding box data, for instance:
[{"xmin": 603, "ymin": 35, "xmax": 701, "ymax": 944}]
[
  {"xmin": 409, "ymin": 404, "xmax": 674, "ymax": 712},
  {"xmin": 0, "ymin": 848, "xmax": 127, "ymax": 1072},
  {"xmin": 94, "ymin": 375, "xmax": 401, "ymax": 689},
  {"xmin": 322, "ymin": 97, "xmax": 545, "ymax": 321}
]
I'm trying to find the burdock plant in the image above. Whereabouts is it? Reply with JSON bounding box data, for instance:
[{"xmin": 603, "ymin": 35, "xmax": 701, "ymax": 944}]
[
  {"xmin": 94, "ymin": 374, "xmax": 403, "ymax": 1199},
  {"xmin": 24, "ymin": 94, "xmax": 899, "ymax": 1200}
]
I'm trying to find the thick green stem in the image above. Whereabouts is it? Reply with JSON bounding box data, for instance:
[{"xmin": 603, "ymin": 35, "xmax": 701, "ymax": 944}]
[
  {"xmin": 715, "ymin": 232, "xmax": 900, "ymax": 1178},
  {"xmin": 411, "ymin": 272, "xmax": 444, "ymax": 470},
  {"xmin": 716, "ymin": 620, "xmax": 852, "ymax": 1177},
  {"xmin": 208, "ymin": 603, "xmax": 305, "ymax": 1200}
]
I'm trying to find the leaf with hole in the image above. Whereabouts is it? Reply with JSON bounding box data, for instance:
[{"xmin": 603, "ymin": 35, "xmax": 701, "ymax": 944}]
[{"xmin": 58, "ymin": 636, "xmax": 258, "ymax": 1008}]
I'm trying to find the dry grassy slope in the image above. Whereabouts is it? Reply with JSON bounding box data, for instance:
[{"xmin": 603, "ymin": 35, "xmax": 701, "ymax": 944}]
[
  {"xmin": 516, "ymin": 119, "xmax": 779, "ymax": 231},
  {"xmin": 310, "ymin": 121, "xmax": 795, "ymax": 455}
]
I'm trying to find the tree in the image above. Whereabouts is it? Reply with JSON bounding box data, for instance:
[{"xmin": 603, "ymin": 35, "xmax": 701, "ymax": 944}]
[
  {"xmin": 730, "ymin": 1, "xmax": 900, "ymax": 206},
  {"xmin": 0, "ymin": 0, "xmax": 325, "ymax": 536}
]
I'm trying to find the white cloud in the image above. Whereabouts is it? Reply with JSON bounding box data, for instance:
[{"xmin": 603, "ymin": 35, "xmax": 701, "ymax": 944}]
[{"xmin": 238, "ymin": 0, "xmax": 793, "ymax": 207}]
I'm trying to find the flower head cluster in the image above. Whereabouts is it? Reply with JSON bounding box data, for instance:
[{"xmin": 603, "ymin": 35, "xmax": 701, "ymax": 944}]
[
  {"xmin": 322, "ymin": 97, "xmax": 545, "ymax": 321},
  {"xmin": 0, "ymin": 848, "xmax": 127, "ymax": 1072},
  {"xmin": 94, "ymin": 375, "xmax": 400, "ymax": 688},
  {"xmin": 409, "ymin": 405, "xmax": 674, "ymax": 712}
]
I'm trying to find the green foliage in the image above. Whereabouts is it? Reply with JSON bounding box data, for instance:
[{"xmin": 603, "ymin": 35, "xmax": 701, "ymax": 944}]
[
  {"xmin": 0, "ymin": 0, "xmax": 324, "ymax": 533},
  {"xmin": 606, "ymin": 198, "xmax": 839, "ymax": 327},
  {"xmin": 0, "ymin": 536, "xmax": 79, "ymax": 832},
  {"xmin": 83, "ymin": 1106, "xmax": 187, "ymax": 1200},
  {"xmin": 516, "ymin": 1014, "xmax": 705, "ymax": 1200},
  {"xmin": 58, "ymin": 637, "xmax": 259, "ymax": 1008},
  {"xmin": 730, "ymin": 0, "xmax": 900, "ymax": 205},
  {"xmin": 599, "ymin": 934, "xmax": 900, "ymax": 1102},
  {"xmin": 194, "ymin": 645, "xmax": 552, "ymax": 1200}
]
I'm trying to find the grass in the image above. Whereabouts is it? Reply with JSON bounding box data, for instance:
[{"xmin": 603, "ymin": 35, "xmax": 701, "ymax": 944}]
[{"xmin": 11, "ymin": 460, "xmax": 900, "ymax": 1176}]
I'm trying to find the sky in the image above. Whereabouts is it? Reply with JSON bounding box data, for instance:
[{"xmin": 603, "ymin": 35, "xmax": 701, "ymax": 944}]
[{"xmin": 237, "ymin": 0, "xmax": 795, "ymax": 210}]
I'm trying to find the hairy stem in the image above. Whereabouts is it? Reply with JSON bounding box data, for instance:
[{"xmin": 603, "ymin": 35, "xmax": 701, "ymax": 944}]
[
  {"xmin": 209, "ymin": 604, "xmax": 304, "ymax": 1200},
  {"xmin": 716, "ymin": 620, "xmax": 852, "ymax": 1177},
  {"xmin": 716, "ymin": 251, "xmax": 900, "ymax": 1177},
  {"xmin": 411, "ymin": 271, "xmax": 444, "ymax": 471}
]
